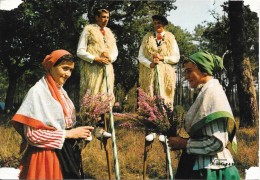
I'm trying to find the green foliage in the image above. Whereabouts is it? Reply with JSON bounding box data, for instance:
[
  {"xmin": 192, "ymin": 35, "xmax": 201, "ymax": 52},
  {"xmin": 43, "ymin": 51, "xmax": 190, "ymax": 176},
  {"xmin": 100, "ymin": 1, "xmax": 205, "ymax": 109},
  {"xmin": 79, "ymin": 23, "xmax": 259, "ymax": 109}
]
[
  {"xmin": 0, "ymin": 68, "xmax": 8, "ymax": 101},
  {"xmin": 196, "ymin": 3, "xmax": 258, "ymax": 78},
  {"xmin": 0, "ymin": 0, "xmax": 182, "ymax": 109}
]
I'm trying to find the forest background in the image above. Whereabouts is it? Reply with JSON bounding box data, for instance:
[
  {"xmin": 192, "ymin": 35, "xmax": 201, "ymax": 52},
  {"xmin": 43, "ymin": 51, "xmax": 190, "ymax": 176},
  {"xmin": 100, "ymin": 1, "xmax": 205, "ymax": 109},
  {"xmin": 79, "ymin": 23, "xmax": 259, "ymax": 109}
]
[{"xmin": 0, "ymin": 0, "xmax": 259, "ymax": 179}]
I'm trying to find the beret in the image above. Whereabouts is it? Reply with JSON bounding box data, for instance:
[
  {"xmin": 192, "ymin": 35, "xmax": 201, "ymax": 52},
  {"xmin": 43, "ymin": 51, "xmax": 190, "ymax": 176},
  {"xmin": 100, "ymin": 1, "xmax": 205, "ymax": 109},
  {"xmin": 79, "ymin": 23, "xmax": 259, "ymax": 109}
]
[{"xmin": 152, "ymin": 15, "xmax": 168, "ymax": 25}]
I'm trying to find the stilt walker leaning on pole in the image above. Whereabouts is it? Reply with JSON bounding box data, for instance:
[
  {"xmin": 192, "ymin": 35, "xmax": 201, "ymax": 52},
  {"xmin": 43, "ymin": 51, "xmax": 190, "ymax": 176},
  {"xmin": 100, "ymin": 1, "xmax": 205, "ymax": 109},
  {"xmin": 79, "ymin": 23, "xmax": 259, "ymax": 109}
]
[
  {"xmin": 138, "ymin": 15, "xmax": 180, "ymax": 141},
  {"xmin": 77, "ymin": 8, "xmax": 118, "ymax": 138}
]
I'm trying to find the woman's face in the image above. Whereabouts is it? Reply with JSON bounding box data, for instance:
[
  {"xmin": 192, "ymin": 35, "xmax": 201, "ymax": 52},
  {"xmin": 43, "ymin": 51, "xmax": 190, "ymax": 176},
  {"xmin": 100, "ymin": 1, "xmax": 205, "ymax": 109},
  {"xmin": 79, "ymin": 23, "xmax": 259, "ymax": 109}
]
[
  {"xmin": 153, "ymin": 19, "xmax": 165, "ymax": 33},
  {"xmin": 50, "ymin": 60, "xmax": 74, "ymax": 86},
  {"xmin": 184, "ymin": 61, "xmax": 206, "ymax": 88}
]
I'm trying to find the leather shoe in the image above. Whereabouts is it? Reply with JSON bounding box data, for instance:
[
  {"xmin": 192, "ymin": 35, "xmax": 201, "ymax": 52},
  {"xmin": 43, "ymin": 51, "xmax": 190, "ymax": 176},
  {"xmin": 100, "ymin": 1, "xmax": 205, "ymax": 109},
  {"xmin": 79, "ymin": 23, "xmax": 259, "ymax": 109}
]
[
  {"xmin": 96, "ymin": 129, "xmax": 111, "ymax": 139},
  {"xmin": 145, "ymin": 133, "xmax": 156, "ymax": 141},
  {"xmin": 86, "ymin": 135, "xmax": 93, "ymax": 141},
  {"xmin": 159, "ymin": 134, "xmax": 166, "ymax": 143}
]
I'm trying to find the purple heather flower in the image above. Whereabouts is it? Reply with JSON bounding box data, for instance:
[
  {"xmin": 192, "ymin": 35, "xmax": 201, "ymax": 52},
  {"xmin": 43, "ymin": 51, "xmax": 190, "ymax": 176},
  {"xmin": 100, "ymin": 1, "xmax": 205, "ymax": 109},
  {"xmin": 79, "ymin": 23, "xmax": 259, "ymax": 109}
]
[
  {"xmin": 136, "ymin": 88, "xmax": 177, "ymax": 134},
  {"xmin": 80, "ymin": 90, "xmax": 112, "ymax": 124}
]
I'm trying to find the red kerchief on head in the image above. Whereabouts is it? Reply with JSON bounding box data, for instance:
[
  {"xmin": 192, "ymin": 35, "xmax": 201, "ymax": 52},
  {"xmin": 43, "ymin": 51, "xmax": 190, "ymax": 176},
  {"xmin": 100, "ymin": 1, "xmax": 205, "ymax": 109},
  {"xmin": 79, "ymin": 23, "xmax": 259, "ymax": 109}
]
[{"xmin": 42, "ymin": 49, "xmax": 71, "ymax": 71}]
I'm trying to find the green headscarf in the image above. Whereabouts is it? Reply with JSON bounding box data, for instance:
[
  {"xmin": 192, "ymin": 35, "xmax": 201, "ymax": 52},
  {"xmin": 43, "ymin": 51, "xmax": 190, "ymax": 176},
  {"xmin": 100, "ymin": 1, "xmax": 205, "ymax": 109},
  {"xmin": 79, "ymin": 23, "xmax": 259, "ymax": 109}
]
[{"xmin": 188, "ymin": 51, "xmax": 224, "ymax": 76}]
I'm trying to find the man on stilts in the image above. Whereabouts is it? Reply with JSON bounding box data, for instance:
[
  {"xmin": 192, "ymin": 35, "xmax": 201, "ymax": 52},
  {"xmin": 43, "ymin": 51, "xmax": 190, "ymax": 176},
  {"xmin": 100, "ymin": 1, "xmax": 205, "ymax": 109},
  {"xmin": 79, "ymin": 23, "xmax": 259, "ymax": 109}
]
[
  {"xmin": 77, "ymin": 8, "xmax": 120, "ymax": 179},
  {"xmin": 77, "ymin": 8, "xmax": 118, "ymax": 139},
  {"xmin": 138, "ymin": 14, "xmax": 180, "ymax": 179}
]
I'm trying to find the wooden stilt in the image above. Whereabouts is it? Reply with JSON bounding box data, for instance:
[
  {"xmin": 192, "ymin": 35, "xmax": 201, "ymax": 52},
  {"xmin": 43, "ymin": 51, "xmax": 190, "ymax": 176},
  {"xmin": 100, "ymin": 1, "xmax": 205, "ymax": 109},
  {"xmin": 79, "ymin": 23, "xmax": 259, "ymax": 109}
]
[
  {"xmin": 143, "ymin": 130, "xmax": 154, "ymax": 180},
  {"xmin": 103, "ymin": 115, "xmax": 112, "ymax": 180},
  {"xmin": 159, "ymin": 137, "xmax": 173, "ymax": 180},
  {"xmin": 104, "ymin": 66, "xmax": 120, "ymax": 179},
  {"xmin": 165, "ymin": 139, "xmax": 173, "ymax": 180},
  {"xmin": 155, "ymin": 66, "xmax": 174, "ymax": 180},
  {"xmin": 103, "ymin": 138, "xmax": 112, "ymax": 179},
  {"xmin": 163, "ymin": 143, "xmax": 169, "ymax": 179}
]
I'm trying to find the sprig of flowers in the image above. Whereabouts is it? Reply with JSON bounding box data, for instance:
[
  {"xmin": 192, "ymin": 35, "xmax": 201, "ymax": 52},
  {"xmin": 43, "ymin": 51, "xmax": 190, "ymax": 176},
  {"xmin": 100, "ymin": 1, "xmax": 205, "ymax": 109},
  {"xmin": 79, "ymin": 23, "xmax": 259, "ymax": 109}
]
[
  {"xmin": 114, "ymin": 112, "xmax": 140, "ymax": 129},
  {"xmin": 137, "ymin": 88, "xmax": 179, "ymax": 135},
  {"xmin": 79, "ymin": 90, "xmax": 113, "ymax": 126}
]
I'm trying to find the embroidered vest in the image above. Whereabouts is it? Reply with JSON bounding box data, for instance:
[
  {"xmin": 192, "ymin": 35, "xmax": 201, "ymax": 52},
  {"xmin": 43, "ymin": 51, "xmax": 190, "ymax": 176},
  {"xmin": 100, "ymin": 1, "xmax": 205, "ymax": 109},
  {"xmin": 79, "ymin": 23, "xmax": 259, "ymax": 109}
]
[
  {"xmin": 142, "ymin": 31, "xmax": 175, "ymax": 61},
  {"xmin": 85, "ymin": 24, "xmax": 116, "ymax": 56}
]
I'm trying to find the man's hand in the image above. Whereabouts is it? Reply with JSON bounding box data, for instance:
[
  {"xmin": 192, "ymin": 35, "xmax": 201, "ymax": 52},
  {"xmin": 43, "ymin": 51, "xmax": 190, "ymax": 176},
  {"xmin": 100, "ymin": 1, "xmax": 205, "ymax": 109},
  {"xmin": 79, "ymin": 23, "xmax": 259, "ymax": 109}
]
[
  {"xmin": 149, "ymin": 56, "xmax": 159, "ymax": 68},
  {"xmin": 167, "ymin": 136, "xmax": 188, "ymax": 150},
  {"xmin": 153, "ymin": 57, "xmax": 160, "ymax": 64},
  {"xmin": 101, "ymin": 52, "xmax": 111, "ymax": 62},
  {"xmin": 150, "ymin": 62, "xmax": 158, "ymax": 68},
  {"xmin": 153, "ymin": 53, "xmax": 164, "ymax": 61},
  {"xmin": 94, "ymin": 57, "xmax": 110, "ymax": 65}
]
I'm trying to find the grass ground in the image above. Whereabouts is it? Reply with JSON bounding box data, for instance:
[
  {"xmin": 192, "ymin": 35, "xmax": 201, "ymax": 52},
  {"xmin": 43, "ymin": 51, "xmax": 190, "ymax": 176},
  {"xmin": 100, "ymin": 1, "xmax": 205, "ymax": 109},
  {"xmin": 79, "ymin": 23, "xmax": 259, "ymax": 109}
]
[{"xmin": 0, "ymin": 113, "xmax": 258, "ymax": 179}]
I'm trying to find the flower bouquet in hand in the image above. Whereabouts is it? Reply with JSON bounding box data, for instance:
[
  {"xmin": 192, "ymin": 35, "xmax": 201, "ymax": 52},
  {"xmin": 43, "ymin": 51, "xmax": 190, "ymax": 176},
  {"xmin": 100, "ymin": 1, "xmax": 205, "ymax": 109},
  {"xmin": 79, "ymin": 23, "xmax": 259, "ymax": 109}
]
[
  {"xmin": 78, "ymin": 90, "xmax": 113, "ymax": 147},
  {"xmin": 137, "ymin": 88, "xmax": 179, "ymax": 136},
  {"xmin": 79, "ymin": 90, "xmax": 112, "ymax": 126}
]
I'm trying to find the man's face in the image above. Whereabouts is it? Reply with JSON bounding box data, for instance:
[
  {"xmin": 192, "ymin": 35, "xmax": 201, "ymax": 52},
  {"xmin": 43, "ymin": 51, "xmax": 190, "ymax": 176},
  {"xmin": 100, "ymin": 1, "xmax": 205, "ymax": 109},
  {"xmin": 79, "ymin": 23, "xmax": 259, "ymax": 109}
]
[
  {"xmin": 153, "ymin": 19, "xmax": 165, "ymax": 33},
  {"xmin": 96, "ymin": 12, "xmax": 109, "ymax": 28},
  {"xmin": 184, "ymin": 61, "xmax": 205, "ymax": 88}
]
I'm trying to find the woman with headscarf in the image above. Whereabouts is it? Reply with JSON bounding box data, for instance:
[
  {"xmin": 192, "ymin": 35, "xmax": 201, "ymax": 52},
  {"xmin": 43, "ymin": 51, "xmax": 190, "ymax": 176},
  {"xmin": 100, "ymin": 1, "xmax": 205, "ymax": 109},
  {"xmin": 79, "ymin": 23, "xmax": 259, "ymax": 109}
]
[
  {"xmin": 167, "ymin": 51, "xmax": 240, "ymax": 179},
  {"xmin": 12, "ymin": 50, "xmax": 94, "ymax": 179}
]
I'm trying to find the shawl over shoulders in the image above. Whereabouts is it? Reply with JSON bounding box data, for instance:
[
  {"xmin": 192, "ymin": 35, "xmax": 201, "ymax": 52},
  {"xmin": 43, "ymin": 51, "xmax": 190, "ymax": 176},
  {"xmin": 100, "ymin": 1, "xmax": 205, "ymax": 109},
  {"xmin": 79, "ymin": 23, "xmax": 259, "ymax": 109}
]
[
  {"xmin": 12, "ymin": 77, "xmax": 68, "ymax": 135},
  {"xmin": 185, "ymin": 79, "xmax": 237, "ymax": 153},
  {"xmin": 185, "ymin": 79, "xmax": 234, "ymax": 134}
]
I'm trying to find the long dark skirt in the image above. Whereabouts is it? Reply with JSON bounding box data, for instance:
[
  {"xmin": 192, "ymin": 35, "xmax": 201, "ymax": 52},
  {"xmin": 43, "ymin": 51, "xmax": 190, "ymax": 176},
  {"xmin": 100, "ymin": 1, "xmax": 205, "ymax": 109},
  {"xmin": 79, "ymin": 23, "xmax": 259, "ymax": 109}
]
[
  {"xmin": 175, "ymin": 151, "xmax": 240, "ymax": 180},
  {"xmin": 175, "ymin": 151, "xmax": 197, "ymax": 179},
  {"xmin": 55, "ymin": 139, "xmax": 84, "ymax": 179}
]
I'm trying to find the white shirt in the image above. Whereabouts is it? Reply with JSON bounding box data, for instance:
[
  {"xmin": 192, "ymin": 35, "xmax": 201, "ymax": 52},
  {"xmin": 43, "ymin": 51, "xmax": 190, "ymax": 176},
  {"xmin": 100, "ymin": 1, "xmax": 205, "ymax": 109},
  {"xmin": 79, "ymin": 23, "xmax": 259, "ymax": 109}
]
[
  {"xmin": 138, "ymin": 31, "xmax": 180, "ymax": 68},
  {"xmin": 186, "ymin": 118, "xmax": 234, "ymax": 170},
  {"xmin": 77, "ymin": 24, "xmax": 118, "ymax": 63}
]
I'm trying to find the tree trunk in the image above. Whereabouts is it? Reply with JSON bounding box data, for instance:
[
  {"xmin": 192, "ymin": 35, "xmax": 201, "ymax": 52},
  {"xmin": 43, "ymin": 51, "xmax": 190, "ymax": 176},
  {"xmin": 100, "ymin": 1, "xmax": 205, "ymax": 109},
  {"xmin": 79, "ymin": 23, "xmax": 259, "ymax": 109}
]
[
  {"xmin": 240, "ymin": 58, "xmax": 258, "ymax": 124},
  {"xmin": 229, "ymin": 1, "xmax": 259, "ymax": 127},
  {"xmin": 175, "ymin": 65, "xmax": 182, "ymax": 105},
  {"xmin": 5, "ymin": 76, "xmax": 17, "ymax": 113}
]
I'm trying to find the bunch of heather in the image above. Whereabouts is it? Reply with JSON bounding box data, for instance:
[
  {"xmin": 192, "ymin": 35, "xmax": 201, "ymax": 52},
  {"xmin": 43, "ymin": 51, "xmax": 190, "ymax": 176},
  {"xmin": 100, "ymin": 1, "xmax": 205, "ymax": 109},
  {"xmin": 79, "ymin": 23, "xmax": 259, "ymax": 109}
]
[
  {"xmin": 79, "ymin": 90, "xmax": 113, "ymax": 126},
  {"xmin": 118, "ymin": 121, "xmax": 136, "ymax": 129},
  {"xmin": 137, "ymin": 88, "xmax": 179, "ymax": 136},
  {"xmin": 114, "ymin": 112, "xmax": 140, "ymax": 129}
]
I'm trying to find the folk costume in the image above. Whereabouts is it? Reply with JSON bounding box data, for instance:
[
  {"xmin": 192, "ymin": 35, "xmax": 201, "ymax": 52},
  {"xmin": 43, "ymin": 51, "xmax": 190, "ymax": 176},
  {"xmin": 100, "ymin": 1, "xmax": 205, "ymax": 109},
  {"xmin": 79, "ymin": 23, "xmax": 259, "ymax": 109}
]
[
  {"xmin": 12, "ymin": 50, "xmax": 83, "ymax": 179},
  {"xmin": 77, "ymin": 24, "xmax": 118, "ymax": 104},
  {"xmin": 138, "ymin": 30, "xmax": 180, "ymax": 109},
  {"xmin": 175, "ymin": 51, "xmax": 240, "ymax": 179}
]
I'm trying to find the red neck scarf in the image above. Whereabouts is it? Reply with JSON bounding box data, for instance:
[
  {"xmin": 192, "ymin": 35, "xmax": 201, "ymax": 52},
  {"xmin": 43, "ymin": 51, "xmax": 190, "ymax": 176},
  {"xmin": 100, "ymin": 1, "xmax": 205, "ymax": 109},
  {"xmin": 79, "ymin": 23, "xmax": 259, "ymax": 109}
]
[
  {"xmin": 157, "ymin": 33, "xmax": 163, "ymax": 40},
  {"xmin": 45, "ymin": 73, "xmax": 68, "ymax": 116},
  {"xmin": 100, "ymin": 28, "xmax": 105, "ymax": 35}
]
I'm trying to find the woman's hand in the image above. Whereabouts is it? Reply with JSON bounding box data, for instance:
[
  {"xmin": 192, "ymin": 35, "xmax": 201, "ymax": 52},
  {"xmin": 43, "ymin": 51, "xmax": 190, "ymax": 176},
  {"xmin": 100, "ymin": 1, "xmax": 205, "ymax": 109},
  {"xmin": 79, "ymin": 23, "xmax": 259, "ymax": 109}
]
[
  {"xmin": 66, "ymin": 126, "xmax": 94, "ymax": 140},
  {"xmin": 167, "ymin": 136, "xmax": 188, "ymax": 150}
]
